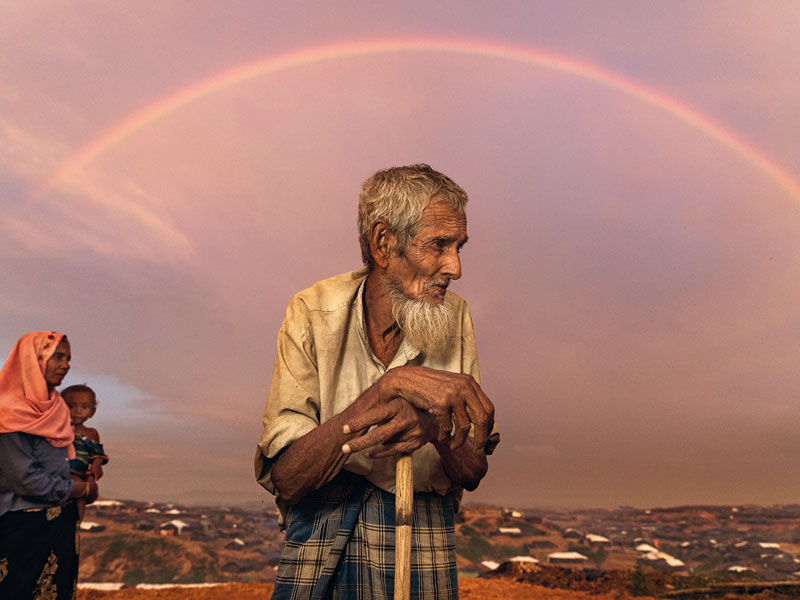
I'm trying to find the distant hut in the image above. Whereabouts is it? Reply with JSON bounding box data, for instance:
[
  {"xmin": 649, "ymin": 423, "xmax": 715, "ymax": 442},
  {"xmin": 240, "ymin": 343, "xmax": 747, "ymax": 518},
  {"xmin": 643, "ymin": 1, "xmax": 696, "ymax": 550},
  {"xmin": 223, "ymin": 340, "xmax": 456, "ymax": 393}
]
[
  {"xmin": 225, "ymin": 538, "xmax": 246, "ymax": 551},
  {"xmin": 509, "ymin": 556, "xmax": 539, "ymax": 564},
  {"xmin": 728, "ymin": 565, "xmax": 755, "ymax": 574},
  {"xmin": 585, "ymin": 533, "xmax": 612, "ymax": 547},
  {"xmin": 480, "ymin": 560, "xmax": 501, "ymax": 572},
  {"xmin": 639, "ymin": 551, "xmax": 685, "ymax": 572},
  {"xmin": 758, "ymin": 542, "xmax": 781, "ymax": 556},
  {"xmin": 159, "ymin": 519, "xmax": 190, "ymax": 536},
  {"xmin": 548, "ymin": 552, "xmax": 589, "ymax": 565},
  {"xmin": 89, "ymin": 499, "xmax": 125, "ymax": 512}
]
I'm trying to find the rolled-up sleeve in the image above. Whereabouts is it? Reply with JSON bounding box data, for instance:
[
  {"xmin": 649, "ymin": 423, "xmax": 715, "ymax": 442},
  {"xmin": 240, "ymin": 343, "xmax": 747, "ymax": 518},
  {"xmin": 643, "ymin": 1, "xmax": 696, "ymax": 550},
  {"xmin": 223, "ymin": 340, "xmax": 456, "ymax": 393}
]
[
  {"xmin": 0, "ymin": 433, "xmax": 73, "ymax": 505},
  {"xmin": 255, "ymin": 297, "xmax": 322, "ymax": 495}
]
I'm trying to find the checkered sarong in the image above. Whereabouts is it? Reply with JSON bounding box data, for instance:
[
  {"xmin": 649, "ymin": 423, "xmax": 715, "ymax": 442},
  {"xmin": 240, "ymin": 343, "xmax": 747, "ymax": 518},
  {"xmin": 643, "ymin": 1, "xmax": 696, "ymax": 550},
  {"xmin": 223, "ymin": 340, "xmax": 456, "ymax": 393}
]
[{"xmin": 272, "ymin": 472, "xmax": 458, "ymax": 600}]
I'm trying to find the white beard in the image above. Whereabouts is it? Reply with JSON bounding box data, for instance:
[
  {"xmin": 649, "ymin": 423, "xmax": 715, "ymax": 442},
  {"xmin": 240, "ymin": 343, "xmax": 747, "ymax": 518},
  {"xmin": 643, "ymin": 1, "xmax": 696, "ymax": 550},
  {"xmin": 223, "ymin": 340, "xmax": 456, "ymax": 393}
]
[{"xmin": 386, "ymin": 277, "xmax": 455, "ymax": 356}]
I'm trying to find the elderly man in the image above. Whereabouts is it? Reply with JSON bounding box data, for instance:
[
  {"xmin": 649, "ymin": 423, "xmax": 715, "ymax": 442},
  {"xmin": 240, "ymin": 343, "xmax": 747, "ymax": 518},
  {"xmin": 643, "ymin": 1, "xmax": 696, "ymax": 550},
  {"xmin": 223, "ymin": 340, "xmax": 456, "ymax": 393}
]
[{"xmin": 256, "ymin": 164, "xmax": 497, "ymax": 600}]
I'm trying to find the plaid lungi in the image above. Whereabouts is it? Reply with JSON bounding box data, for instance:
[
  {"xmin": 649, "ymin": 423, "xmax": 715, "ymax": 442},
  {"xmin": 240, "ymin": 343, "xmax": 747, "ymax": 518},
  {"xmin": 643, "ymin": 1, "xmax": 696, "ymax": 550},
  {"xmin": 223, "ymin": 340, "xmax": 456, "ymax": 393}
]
[{"xmin": 272, "ymin": 472, "xmax": 458, "ymax": 600}]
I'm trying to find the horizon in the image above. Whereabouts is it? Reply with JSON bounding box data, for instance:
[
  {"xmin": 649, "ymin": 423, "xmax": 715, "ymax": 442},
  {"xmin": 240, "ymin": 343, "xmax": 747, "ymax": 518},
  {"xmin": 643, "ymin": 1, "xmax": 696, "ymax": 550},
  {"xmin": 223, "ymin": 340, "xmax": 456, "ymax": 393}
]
[
  {"xmin": 89, "ymin": 494, "xmax": 800, "ymax": 514},
  {"xmin": 2, "ymin": 1, "xmax": 799, "ymax": 509}
]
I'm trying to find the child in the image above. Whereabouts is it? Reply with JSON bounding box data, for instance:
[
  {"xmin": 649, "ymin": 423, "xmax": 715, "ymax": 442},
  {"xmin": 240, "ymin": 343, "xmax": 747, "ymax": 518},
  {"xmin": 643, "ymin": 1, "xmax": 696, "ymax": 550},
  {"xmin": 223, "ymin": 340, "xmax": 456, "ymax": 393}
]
[{"xmin": 61, "ymin": 384, "xmax": 109, "ymax": 520}]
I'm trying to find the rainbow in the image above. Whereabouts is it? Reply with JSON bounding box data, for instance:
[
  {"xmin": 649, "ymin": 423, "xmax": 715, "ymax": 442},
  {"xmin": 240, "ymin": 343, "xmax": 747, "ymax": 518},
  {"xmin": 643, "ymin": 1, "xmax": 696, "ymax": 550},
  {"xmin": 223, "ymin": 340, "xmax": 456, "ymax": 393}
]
[{"xmin": 31, "ymin": 37, "xmax": 800, "ymax": 203}]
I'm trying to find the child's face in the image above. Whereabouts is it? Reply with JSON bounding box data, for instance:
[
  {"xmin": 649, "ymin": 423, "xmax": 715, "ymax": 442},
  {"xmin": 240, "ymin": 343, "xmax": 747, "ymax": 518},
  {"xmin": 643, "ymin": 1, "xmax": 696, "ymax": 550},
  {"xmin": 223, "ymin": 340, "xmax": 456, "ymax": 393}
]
[{"xmin": 64, "ymin": 391, "xmax": 96, "ymax": 426}]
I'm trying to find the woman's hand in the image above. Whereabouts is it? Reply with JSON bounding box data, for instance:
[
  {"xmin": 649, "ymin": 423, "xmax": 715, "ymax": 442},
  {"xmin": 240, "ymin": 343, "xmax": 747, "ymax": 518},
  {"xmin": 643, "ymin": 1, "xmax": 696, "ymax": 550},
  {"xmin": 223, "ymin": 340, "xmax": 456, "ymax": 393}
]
[{"xmin": 69, "ymin": 477, "xmax": 98, "ymax": 501}]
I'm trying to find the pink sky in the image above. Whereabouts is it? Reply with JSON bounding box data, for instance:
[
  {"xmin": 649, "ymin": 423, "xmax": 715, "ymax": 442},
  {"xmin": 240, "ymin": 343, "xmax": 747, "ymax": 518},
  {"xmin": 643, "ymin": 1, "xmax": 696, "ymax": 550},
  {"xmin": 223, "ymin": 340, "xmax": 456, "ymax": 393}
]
[{"xmin": 2, "ymin": 1, "xmax": 799, "ymax": 508}]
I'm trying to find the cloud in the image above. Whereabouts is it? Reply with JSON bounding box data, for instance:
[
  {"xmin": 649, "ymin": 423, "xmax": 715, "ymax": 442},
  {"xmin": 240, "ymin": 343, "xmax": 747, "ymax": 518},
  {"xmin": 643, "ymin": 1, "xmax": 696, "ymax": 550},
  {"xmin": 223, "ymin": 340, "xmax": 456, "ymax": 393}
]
[
  {"xmin": 2, "ymin": 1, "xmax": 800, "ymax": 508},
  {"xmin": 514, "ymin": 444, "xmax": 558, "ymax": 458}
]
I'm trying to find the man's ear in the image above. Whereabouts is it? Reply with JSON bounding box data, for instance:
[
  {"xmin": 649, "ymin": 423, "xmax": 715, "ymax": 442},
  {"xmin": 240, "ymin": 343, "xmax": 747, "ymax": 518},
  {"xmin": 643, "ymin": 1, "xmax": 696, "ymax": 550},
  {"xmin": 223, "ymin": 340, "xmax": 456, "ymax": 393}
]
[{"xmin": 369, "ymin": 220, "xmax": 396, "ymax": 269}]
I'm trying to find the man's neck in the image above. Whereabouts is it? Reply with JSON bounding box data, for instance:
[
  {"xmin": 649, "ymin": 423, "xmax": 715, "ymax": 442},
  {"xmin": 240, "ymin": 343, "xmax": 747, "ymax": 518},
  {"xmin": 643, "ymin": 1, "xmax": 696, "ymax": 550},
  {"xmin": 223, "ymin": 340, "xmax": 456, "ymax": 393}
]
[{"xmin": 364, "ymin": 270, "xmax": 403, "ymax": 366}]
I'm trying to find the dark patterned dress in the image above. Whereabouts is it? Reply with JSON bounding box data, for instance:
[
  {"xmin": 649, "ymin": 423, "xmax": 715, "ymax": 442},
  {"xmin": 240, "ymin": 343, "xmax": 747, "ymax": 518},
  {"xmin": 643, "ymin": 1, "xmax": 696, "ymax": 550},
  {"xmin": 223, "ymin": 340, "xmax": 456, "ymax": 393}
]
[{"xmin": 0, "ymin": 432, "xmax": 78, "ymax": 600}]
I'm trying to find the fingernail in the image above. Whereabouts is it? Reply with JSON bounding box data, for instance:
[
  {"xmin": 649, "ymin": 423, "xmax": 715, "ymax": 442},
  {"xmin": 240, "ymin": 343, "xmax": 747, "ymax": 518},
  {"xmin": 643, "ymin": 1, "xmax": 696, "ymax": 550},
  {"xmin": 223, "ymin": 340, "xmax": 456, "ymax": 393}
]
[
  {"xmin": 342, "ymin": 444, "xmax": 351, "ymax": 454},
  {"xmin": 342, "ymin": 424, "xmax": 351, "ymax": 434}
]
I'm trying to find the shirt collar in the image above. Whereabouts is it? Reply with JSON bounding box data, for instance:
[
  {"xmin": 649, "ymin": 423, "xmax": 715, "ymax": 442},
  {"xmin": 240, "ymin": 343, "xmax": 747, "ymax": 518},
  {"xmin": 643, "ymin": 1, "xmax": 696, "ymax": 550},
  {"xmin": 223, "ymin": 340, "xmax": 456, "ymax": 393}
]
[{"xmin": 354, "ymin": 275, "xmax": 421, "ymax": 370}]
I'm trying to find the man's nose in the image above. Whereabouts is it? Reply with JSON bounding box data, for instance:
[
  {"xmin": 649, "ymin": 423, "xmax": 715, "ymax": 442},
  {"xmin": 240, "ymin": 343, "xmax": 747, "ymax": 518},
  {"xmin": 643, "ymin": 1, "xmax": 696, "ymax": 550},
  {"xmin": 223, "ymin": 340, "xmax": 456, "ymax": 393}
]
[{"xmin": 442, "ymin": 247, "xmax": 462, "ymax": 280}]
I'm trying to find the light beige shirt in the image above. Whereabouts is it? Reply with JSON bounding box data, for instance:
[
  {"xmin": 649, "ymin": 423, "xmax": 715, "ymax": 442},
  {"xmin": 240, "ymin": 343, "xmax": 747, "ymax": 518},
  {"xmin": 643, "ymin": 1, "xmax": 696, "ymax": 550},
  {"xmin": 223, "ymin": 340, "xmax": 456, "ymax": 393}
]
[{"xmin": 255, "ymin": 269, "xmax": 487, "ymax": 498}]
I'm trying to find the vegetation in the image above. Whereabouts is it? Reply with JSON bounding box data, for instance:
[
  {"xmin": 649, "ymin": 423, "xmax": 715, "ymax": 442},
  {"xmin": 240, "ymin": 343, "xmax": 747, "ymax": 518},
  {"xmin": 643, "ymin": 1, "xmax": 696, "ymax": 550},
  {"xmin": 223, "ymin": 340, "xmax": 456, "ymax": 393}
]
[
  {"xmin": 506, "ymin": 521, "xmax": 545, "ymax": 536},
  {"xmin": 568, "ymin": 544, "xmax": 607, "ymax": 567},
  {"xmin": 471, "ymin": 517, "xmax": 494, "ymax": 530},
  {"xmin": 456, "ymin": 528, "xmax": 526, "ymax": 562},
  {"xmin": 456, "ymin": 530, "xmax": 496, "ymax": 562},
  {"xmin": 629, "ymin": 564, "xmax": 653, "ymax": 596},
  {"xmin": 85, "ymin": 534, "xmax": 217, "ymax": 584},
  {"xmin": 96, "ymin": 534, "xmax": 183, "ymax": 566}
]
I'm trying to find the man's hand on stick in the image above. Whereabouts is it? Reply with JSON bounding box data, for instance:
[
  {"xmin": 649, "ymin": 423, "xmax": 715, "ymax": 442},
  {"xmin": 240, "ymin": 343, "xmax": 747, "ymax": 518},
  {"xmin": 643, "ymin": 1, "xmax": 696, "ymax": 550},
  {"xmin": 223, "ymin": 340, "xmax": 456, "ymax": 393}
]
[
  {"xmin": 342, "ymin": 397, "xmax": 438, "ymax": 458},
  {"xmin": 383, "ymin": 366, "xmax": 494, "ymax": 450},
  {"xmin": 342, "ymin": 365, "xmax": 494, "ymax": 456}
]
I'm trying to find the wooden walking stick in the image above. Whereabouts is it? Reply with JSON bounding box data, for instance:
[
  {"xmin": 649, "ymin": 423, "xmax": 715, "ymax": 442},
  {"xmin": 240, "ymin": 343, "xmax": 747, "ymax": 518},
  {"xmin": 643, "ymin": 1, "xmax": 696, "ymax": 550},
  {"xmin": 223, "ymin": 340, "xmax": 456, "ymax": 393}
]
[{"xmin": 394, "ymin": 453, "xmax": 413, "ymax": 600}]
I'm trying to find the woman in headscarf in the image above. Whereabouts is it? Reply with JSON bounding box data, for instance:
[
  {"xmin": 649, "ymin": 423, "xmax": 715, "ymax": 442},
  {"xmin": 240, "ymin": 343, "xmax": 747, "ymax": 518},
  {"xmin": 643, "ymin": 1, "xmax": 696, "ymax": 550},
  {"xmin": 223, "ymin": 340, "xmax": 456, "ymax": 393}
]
[{"xmin": 0, "ymin": 331, "xmax": 97, "ymax": 599}]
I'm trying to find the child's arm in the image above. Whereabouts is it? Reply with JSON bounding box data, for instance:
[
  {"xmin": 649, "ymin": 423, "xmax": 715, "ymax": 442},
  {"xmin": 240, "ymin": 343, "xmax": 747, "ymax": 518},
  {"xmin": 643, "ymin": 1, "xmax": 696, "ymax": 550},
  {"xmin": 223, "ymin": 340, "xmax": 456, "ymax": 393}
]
[
  {"xmin": 89, "ymin": 457, "xmax": 104, "ymax": 479},
  {"xmin": 85, "ymin": 427, "xmax": 106, "ymax": 479}
]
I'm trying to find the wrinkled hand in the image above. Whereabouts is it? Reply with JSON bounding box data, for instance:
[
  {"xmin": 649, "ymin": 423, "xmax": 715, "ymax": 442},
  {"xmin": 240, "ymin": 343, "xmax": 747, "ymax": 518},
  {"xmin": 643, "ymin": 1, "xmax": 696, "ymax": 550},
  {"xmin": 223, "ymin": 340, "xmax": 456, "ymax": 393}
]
[
  {"xmin": 342, "ymin": 397, "xmax": 439, "ymax": 458},
  {"xmin": 377, "ymin": 366, "xmax": 494, "ymax": 450}
]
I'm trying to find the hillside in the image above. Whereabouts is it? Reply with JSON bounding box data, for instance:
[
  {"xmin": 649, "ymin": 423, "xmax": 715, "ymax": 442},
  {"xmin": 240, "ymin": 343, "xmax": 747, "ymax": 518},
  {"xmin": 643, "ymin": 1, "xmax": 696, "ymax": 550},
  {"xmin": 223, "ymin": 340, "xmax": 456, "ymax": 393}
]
[{"xmin": 78, "ymin": 500, "xmax": 800, "ymax": 586}]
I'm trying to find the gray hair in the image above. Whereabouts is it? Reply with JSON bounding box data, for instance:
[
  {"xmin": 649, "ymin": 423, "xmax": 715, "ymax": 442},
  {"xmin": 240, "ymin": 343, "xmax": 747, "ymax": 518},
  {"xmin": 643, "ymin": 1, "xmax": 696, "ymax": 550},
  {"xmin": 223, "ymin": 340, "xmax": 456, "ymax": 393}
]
[{"xmin": 357, "ymin": 164, "xmax": 468, "ymax": 268}]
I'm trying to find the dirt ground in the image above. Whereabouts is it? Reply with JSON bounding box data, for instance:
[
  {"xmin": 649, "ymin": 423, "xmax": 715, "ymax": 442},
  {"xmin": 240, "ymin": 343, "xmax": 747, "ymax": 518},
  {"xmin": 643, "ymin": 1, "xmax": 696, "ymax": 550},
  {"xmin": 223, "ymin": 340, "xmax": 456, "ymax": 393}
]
[{"xmin": 77, "ymin": 579, "xmax": 658, "ymax": 600}]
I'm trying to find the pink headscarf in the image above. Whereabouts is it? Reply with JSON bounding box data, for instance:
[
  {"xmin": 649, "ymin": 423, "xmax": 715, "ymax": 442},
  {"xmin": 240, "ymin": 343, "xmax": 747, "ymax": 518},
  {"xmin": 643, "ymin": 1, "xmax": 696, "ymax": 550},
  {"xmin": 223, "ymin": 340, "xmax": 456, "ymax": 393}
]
[{"xmin": 0, "ymin": 331, "xmax": 74, "ymax": 454}]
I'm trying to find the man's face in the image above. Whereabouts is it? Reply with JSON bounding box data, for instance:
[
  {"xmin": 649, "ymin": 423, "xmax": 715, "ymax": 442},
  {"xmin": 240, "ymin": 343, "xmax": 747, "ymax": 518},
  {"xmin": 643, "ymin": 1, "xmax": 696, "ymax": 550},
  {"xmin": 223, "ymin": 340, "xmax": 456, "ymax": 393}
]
[
  {"xmin": 386, "ymin": 199, "xmax": 468, "ymax": 304},
  {"xmin": 44, "ymin": 338, "xmax": 71, "ymax": 389}
]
